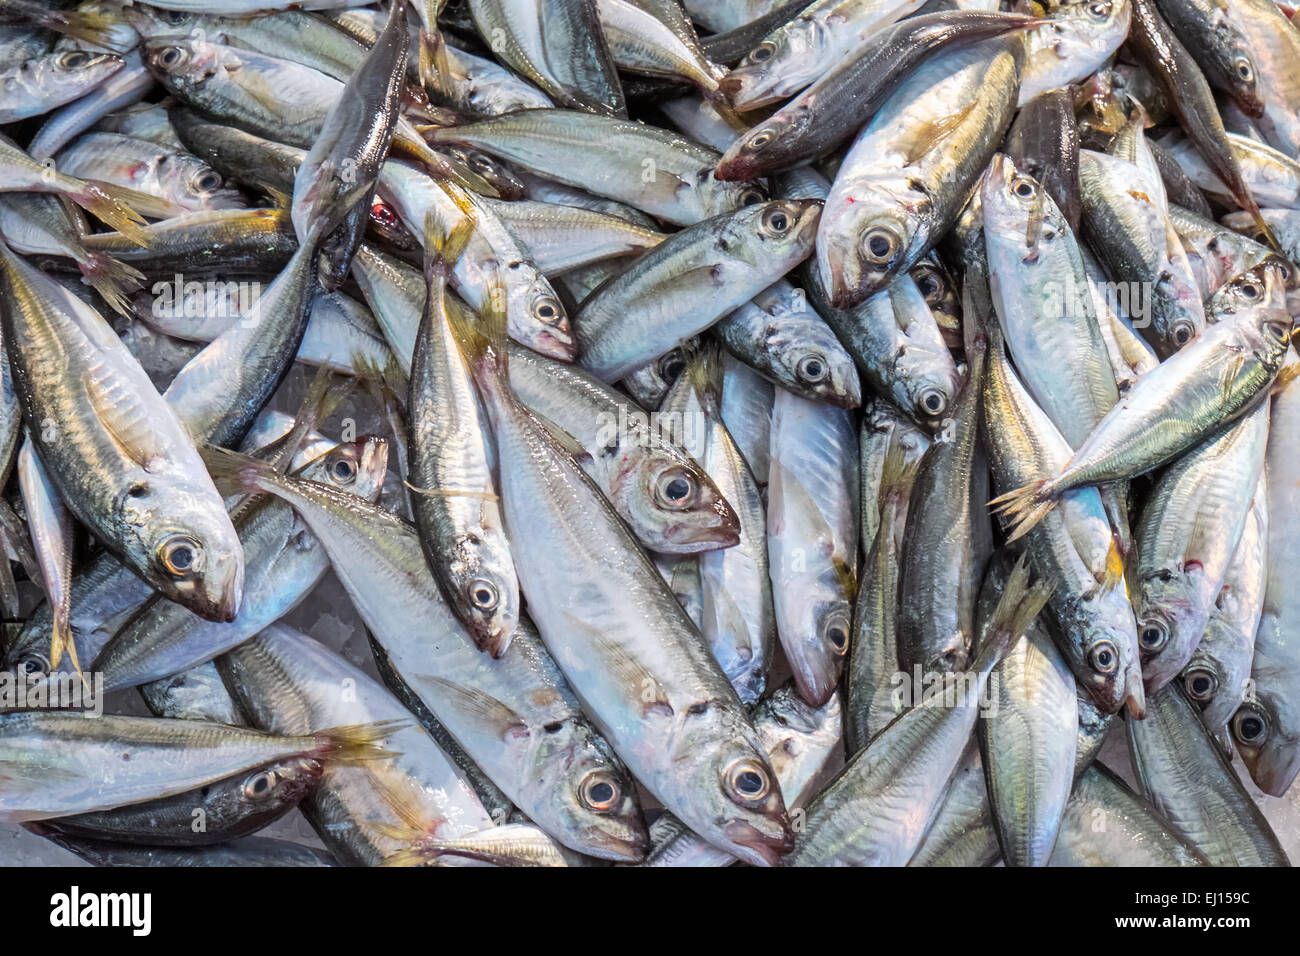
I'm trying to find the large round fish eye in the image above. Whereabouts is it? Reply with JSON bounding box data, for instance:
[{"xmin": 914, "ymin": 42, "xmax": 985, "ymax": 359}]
[
  {"xmin": 861, "ymin": 227, "xmax": 898, "ymax": 265},
  {"xmin": 1231, "ymin": 707, "xmax": 1268, "ymax": 747},
  {"xmin": 160, "ymin": 534, "xmax": 203, "ymax": 577},
  {"xmin": 468, "ymin": 578, "xmax": 499, "ymax": 611},
  {"xmin": 1183, "ymin": 668, "xmax": 1218, "ymax": 702},
  {"xmin": 654, "ymin": 468, "xmax": 697, "ymax": 510},
  {"xmin": 725, "ymin": 759, "xmax": 771, "ymax": 801},
  {"xmin": 1088, "ymin": 640, "xmax": 1119, "ymax": 674},
  {"xmin": 580, "ymin": 771, "xmax": 621, "ymax": 811}
]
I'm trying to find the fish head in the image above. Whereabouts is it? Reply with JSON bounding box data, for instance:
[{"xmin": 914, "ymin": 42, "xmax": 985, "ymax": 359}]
[
  {"xmin": 718, "ymin": 16, "xmax": 826, "ymax": 111},
  {"xmin": 1231, "ymin": 691, "xmax": 1300, "ymax": 797},
  {"xmin": 1211, "ymin": 265, "xmax": 1294, "ymax": 364},
  {"xmin": 141, "ymin": 36, "xmax": 232, "ymax": 98},
  {"xmin": 233, "ymin": 757, "xmax": 324, "ymax": 812},
  {"xmin": 740, "ymin": 199, "xmax": 822, "ymax": 269},
  {"xmin": 715, "ymin": 104, "xmax": 816, "ymax": 182},
  {"xmin": 817, "ymin": 191, "xmax": 920, "ymax": 309},
  {"xmin": 1038, "ymin": 0, "xmax": 1133, "ymax": 74},
  {"xmin": 1180, "ymin": 644, "xmax": 1246, "ymax": 734},
  {"xmin": 435, "ymin": 145, "xmax": 526, "ymax": 200},
  {"xmin": 700, "ymin": 172, "xmax": 768, "ymax": 221},
  {"xmin": 31, "ymin": 50, "xmax": 124, "ymax": 99},
  {"xmin": 610, "ymin": 439, "xmax": 740, "ymax": 552},
  {"xmin": 980, "ymin": 152, "xmax": 1064, "ymax": 251},
  {"xmin": 503, "ymin": 268, "xmax": 574, "ymax": 362},
  {"xmin": 520, "ymin": 716, "xmax": 648, "ymax": 862},
  {"xmin": 1067, "ymin": 597, "xmax": 1145, "ymax": 716},
  {"xmin": 162, "ymin": 156, "xmax": 245, "ymax": 211},
  {"xmin": 441, "ymin": 524, "xmax": 521, "ymax": 659},
  {"xmin": 909, "ymin": 258, "xmax": 962, "ymax": 347},
  {"xmin": 670, "ymin": 707, "xmax": 793, "ymax": 866},
  {"xmin": 756, "ymin": 684, "xmax": 841, "ymax": 806},
  {"xmin": 126, "ymin": 479, "xmax": 245, "ymax": 623},
  {"xmin": 765, "ymin": 320, "xmax": 862, "ymax": 408},
  {"xmin": 782, "ymin": 586, "xmax": 852, "ymax": 707},
  {"xmin": 1134, "ymin": 571, "xmax": 1212, "ymax": 696},
  {"xmin": 299, "ymin": 435, "xmax": 391, "ymax": 503},
  {"xmin": 122, "ymin": 4, "xmax": 203, "ymax": 38}
]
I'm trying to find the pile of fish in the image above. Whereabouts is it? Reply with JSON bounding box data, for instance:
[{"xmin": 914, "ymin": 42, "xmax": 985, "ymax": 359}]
[{"xmin": 0, "ymin": 0, "xmax": 1296, "ymax": 868}]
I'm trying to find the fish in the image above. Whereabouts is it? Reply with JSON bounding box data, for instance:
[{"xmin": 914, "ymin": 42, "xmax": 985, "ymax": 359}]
[
  {"xmin": 455, "ymin": 299, "xmax": 793, "ymax": 866},
  {"xmin": 0, "ymin": 711, "xmax": 397, "ymax": 823},
  {"xmin": 816, "ymin": 36, "xmax": 1023, "ymax": 308},
  {"xmin": 576, "ymin": 200, "xmax": 821, "ymax": 382}
]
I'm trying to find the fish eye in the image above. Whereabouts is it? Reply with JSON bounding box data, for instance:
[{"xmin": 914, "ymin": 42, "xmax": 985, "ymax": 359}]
[
  {"xmin": 328, "ymin": 454, "xmax": 357, "ymax": 485},
  {"xmin": 761, "ymin": 206, "xmax": 792, "ymax": 235},
  {"xmin": 243, "ymin": 770, "xmax": 277, "ymax": 800},
  {"xmin": 1138, "ymin": 619, "xmax": 1168, "ymax": 653},
  {"xmin": 1231, "ymin": 707, "xmax": 1268, "ymax": 747},
  {"xmin": 15, "ymin": 652, "xmax": 47, "ymax": 676},
  {"xmin": 823, "ymin": 614, "xmax": 850, "ymax": 655},
  {"xmin": 916, "ymin": 271, "xmax": 941, "ymax": 299},
  {"xmin": 1171, "ymin": 321, "xmax": 1195, "ymax": 347},
  {"xmin": 371, "ymin": 201, "xmax": 398, "ymax": 227},
  {"xmin": 191, "ymin": 169, "xmax": 223, "ymax": 193},
  {"xmin": 917, "ymin": 387, "xmax": 947, "ymax": 417},
  {"xmin": 726, "ymin": 759, "xmax": 771, "ymax": 801},
  {"xmin": 580, "ymin": 771, "xmax": 621, "ymax": 811},
  {"xmin": 157, "ymin": 46, "xmax": 187, "ymax": 69},
  {"xmin": 1239, "ymin": 279, "xmax": 1262, "ymax": 300},
  {"xmin": 1011, "ymin": 176, "xmax": 1037, "ymax": 200},
  {"xmin": 1183, "ymin": 668, "xmax": 1218, "ymax": 702},
  {"xmin": 533, "ymin": 296, "xmax": 563, "ymax": 325},
  {"xmin": 659, "ymin": 352, "xmax": 685, "ymax": 381},
  {"xmin": 160, "ymin": 535, "xmax": 202, "ymax": 576},
  {"xmin": 1087, "ymin": 0, "xmax": 1111, "ymax": 16},
  {"xmin": 655, "ymin": 468, "xmax": 697, "ymax": 509},
  {"xmin": 737, "ymin": 187, "xmax": 766, "ymax": 207},
  {"xmin": 1088, "ymin": 640, "xmax": 1119, "ymax": 674},
  {"xmin": 746, "ymin": 129, "xmax": 774, "ymax": 151},
  {"xmin": 796, "ymin": 354, "xmax": 827, "ymax": 383},
  {"xmin": 468, "ymin": 578, "xmax": 499, "ymax": 611},
  {"xmin": 748, "ymin": 42, "xmax": 776, "ymax": 63},
  {"xmin": 861, "ymin": 227, "xmax": 898, "ymax": 264},
  {"xmin": 162, "ymin": 10, "xmax": 189, "ymax": 24},
  {"xmin": 1265, "ymin": 318, "xmax": 1293, "ymax": 342},
  {"xmin": 1234, "ymin": 56, "xmax": 1253, "ymax": 82},
  {"xmin": 58, "ymin": 51, "xmax": 91, "ymax": 70}
]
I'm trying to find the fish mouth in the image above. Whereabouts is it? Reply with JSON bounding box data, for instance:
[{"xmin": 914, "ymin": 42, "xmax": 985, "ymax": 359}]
[
  {"xmin": 1250, "ymin": 746, "xmax": 1300, "ymax": 798},
  {"xmin": 723, "ymin": 817, "xmax": 794, "ymax": 867},
  {"xmin": 531, "ymin": 329, "xmax": 577, "ymax": 363},
  {"xmin": 714, "ymin": 152, "xmax": 757, "ymax": 183},
  {"xmin": 192, "ymin": 551, "xmax": 244, "ymax": 623},
  {"xmin": 580, "ymin": 819, "xmax": 650, "ymax": 863},
  {"xmin": 716, "ymin": 71, "xmax": 746, "ymax": 104}
]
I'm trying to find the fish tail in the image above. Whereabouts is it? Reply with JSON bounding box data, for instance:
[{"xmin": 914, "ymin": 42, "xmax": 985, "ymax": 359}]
[
  {"xmin": 79, "ymin": 251, "xmax": 145, "ymax": 318},
  {"xmin": 446, "ymin": 265, "xmax": 510, "ymax": 388},
  {"xmin": 423, "ymin": 181, "xmax": 477, "ymax": 282},
  {"xmin": 200, "ymin": 444, "xmax": 281, "ymax": 499},
  {"xmin": 311, "ymin": 719, "xmax": 407, "ymax": 765},
  {"xmin": 65, "ymin": 181, "xmax": 149, "ymax": 247},
  {"xmin": 680, "ymin": 339, "xmax": 721, "ymax": 407},
  {"xmin": 975, "ymin": 552, "xmax": 1051, "ymax": 670},
  {"xmin": 878, "ymin": 437, "xmax": 921, "ymax": 497},
  {"xmin": 22, "ymin": 3, "xmax": 117, "ymax": 47},
  {"xmin": 988, "ymin": 478, "xmax": 1056, "ymax": 542},
  {"xmin": 1272, "ymin": 360, "xmax": 1300, "ymax": 395}
]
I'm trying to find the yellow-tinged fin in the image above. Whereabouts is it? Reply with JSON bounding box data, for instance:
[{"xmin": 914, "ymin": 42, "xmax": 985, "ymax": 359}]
[
  {"xmin": 975, "ymin": 552, "xmax": 1052, "ymax": 669},
  {"xmin": 79, "ymin": 251, "xmax": 145, "ymax": 318},
  {"xmin": 899, "ymin": 101, "xmax": 978, "ymax": 166},
  {"xmin": 64, "ymin": 180, "xmax": 151, "ymax": 248},
  {"xmin": 310, "ymin": 719, "xmax": 407, "ymax": 765},
  {"xmin": 445, "ymin": 264, "xmax": 509, "ymax": 380},
  {"xmin": 422, "ymin": 184, "xmax": 476, "ymax": 282},
  {"xmin": 1099, "ymin": 534, "xmax": 1125, "ymax": 594},
  {"xmin": 1271, "ymin": 359, "xmax": 1300, "ymax": 395},
  {"xmin": 200, "ymin": 444, "xmax": 281, "ymax": 499},
  {"xmin": 680, "ymin": 338, "xmax": 722, "ymax": 409},
  {"xmin": 988, "ymin": 478, "xmax": 1057, "ymax": 543}
]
